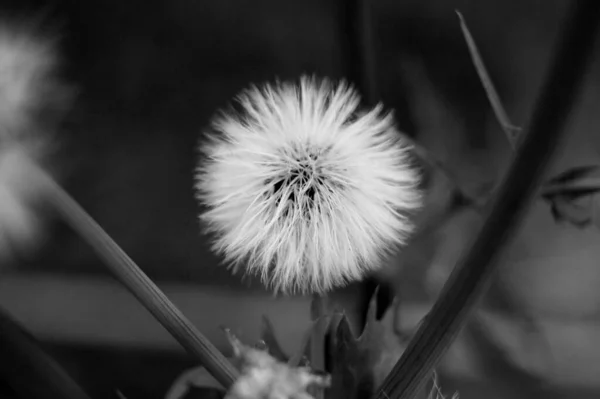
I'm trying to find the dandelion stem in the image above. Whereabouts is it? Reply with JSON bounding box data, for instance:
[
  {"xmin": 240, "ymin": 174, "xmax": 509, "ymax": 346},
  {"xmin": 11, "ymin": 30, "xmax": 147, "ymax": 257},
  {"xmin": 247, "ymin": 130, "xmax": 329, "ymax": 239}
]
[
  {"xmin": 342, "ymin": 0, "xmax": 378, "ymax": 107},
  {"xmin": 309, "ymin": 294, "xmax": 328, "ymax": 398},
  {"xmin": 372, "ymin": 2, "xmax": 600, "ymax": 398},
  {"xmin": 31, "ymin": 165, "xmax": 239, "ymax": 389}
]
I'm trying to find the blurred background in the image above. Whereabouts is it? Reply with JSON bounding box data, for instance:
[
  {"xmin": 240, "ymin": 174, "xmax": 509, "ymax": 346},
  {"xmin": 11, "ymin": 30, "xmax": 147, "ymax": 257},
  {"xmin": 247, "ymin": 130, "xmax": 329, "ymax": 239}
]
[{"xmin": 0, "ymin": 0, "xmax": 599, "ymax": 398}]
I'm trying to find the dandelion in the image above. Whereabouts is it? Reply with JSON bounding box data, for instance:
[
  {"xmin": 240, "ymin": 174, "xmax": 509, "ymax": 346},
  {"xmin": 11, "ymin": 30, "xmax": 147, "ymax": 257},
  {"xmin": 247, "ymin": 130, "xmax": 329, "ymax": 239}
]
[
  {"xmin": 0, "ymin": 21, "xmax": 69, "ymax": 263},
  {"xmin": 195, "ymin": 76, "xmax": 421, "ymax": 294}
]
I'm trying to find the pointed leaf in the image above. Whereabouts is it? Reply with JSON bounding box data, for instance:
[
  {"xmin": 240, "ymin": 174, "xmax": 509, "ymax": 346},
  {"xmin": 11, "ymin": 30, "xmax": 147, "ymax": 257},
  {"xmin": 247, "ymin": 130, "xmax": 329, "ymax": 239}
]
[
  {"xmin": 311, "ymin": 295, "xmax": 327, "ymax": 321},
  {"xmin": 358, "ymin": 285, "xmax": 380, "ymax": 343},
  {"xmin": 357, "ymin": 297, "xmax": 407, "ymax": 389},
  {"xmin": 328, "ymin": 314, "xmax": 366, "ymax": 399},
  {"xmin": 326, "ymin": 290, "xmax": 408, "ymax": 399},
  {"xmin": 260, "ymin": 315, "xmax": 289, "ymax": 362},
  {"xmin": 289, "ymin": 318, "xmax": 323, "ymax": 367}
]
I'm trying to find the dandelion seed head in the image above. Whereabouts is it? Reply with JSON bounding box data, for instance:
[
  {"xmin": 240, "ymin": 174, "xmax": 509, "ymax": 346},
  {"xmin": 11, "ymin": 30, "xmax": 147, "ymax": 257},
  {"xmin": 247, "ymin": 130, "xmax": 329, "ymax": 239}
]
[{"xmin": 195, "ymin": 76, "xmax": 421, "ymax": 294}]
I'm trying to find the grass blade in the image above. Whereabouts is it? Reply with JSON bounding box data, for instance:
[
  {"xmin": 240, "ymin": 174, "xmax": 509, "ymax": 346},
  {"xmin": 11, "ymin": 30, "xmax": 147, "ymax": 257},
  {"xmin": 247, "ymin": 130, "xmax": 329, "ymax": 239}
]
[{"xmin": 457, "ymin": 10, "xmax": 522, "ymax": 148}]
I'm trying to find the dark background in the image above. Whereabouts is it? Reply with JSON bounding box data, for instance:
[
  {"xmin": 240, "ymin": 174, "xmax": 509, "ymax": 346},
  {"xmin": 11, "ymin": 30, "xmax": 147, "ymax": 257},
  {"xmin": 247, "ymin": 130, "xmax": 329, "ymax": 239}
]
[{"xmin": 1, "ymin": 0, "xmax": 599, "ymax": 398}]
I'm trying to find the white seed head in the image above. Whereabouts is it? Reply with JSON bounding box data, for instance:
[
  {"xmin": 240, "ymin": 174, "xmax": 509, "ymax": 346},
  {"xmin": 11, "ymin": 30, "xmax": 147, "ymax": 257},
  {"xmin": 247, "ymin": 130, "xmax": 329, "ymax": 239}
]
[{"xmin": 195, "ymin": 76, "xmax": 421, "ymax": 294}]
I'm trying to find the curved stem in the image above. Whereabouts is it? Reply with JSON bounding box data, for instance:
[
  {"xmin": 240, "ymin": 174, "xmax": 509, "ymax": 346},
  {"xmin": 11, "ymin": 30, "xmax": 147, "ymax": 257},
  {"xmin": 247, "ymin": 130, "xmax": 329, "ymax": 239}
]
[{"xmin": 372, "ymin": 2, "xmax": 600, "ymax": 399}]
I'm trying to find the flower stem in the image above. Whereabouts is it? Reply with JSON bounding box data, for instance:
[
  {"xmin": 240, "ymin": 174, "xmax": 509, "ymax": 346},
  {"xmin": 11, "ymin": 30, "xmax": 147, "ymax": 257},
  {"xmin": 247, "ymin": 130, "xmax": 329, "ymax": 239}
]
[
  {"xmin": 309, "ymin": 293, "xmax": 327, "ymax": 399},
  {"xmin": 345, "ymin": 0, "xmax": 378, "ymax": 107},
  {"xmin": 31, "ymin": 165, "xmax": 239, "ymax": 389},
  {"xmin": 371, "ymin": 2, "xmax": 600, "ymax": 399}
]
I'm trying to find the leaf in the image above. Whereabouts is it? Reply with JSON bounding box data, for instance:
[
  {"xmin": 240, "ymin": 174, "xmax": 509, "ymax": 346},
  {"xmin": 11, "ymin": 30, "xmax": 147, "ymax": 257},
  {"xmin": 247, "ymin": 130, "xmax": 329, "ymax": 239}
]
[
  {"xmin": 328, "ymin": 315, "xmax": 366, "ymax": 399},
  {"xmin": 541, "ymin": 165, "xmax": 600, "ymax": 227},
  {"xmin": 260, "ymin": 315, "xmax": 290, "ymax": 362},
  {"xmin": 288, "ymin": 318, "xmax": 328, "ymax": 368},
  {"xmin": 259, "ymin": 313, "xmax": 332, "ymax": 368},
  {"xmin": 327, "ymin": 288, "xmax": 407, "ymax": 399}
]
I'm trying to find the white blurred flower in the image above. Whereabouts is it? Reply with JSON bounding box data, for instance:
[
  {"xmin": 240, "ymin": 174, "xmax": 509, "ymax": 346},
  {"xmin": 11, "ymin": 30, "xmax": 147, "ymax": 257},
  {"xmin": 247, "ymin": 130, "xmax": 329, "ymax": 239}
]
[
  {"xmin": 0, "ymin": 22, "xmax": 65, "ymax": 137},
  {"xmin": 225, "ymin": 330, "xmax": 330, "ymax": 399},
  {"xmin": 195, "ymin": 76, "xmax": 421, "ymax": 294},
  {"xmin": 0, "ymin": 22, "xmax": 68, "ymax": 263}
]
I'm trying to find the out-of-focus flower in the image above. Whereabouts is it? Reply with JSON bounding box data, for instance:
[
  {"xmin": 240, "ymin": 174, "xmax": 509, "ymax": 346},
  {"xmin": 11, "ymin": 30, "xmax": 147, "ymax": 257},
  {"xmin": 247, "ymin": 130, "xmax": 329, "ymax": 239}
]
[
  {"xmin": 0, "ymin": 146, "xmax": 47, "ymax": 262},
  {"xmin": 195, "ymin": 76, "xmax": 421, "ymax": 294},
  {"xmin": 225, "ymin": 330, "xmax": 330, "ymax": 399},
  {"xmin": 0, "ymin": 21, "xmax": 70, "ymax": 263},
  {"xmin": 0, "ymin": 22, "xmax": 68, "ymax": 137}
]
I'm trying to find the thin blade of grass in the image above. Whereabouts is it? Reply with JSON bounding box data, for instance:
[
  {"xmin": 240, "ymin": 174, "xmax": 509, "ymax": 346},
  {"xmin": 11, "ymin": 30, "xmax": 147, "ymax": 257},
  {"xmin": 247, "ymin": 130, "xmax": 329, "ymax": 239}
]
[{"xmin": 457, "ymin": 10, "xmax": 522, "ymax": 148}]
